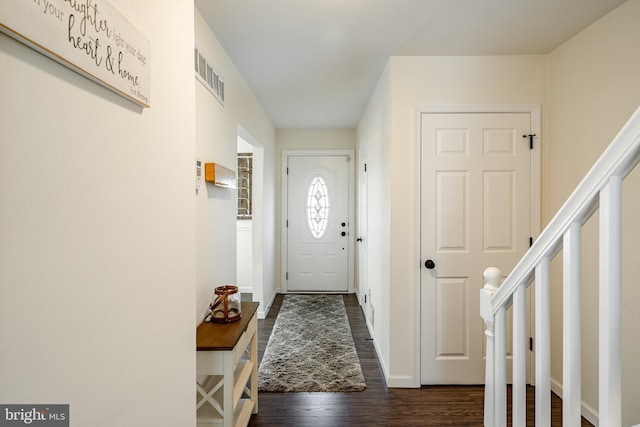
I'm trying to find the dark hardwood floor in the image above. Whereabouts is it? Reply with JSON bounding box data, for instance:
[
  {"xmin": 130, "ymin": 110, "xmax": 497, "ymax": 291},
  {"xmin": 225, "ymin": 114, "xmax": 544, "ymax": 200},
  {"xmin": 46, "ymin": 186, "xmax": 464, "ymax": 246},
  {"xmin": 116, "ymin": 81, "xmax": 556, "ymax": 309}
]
[{"xmin": 248, "ymin": 293, "xmax": 593, "ymax": 426}]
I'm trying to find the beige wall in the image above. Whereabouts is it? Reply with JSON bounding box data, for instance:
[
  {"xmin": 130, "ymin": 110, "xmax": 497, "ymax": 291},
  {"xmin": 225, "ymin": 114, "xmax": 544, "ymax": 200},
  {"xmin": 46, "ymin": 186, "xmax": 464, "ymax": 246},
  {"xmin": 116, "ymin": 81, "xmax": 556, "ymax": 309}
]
[
  {"xmin": 359, "ymin": 55, "xmax": 547, "ymax": 386},
  {"xmin": 357, "ymin": 63, "xmax": 392, "ymax": 376},
  {"xmin": 385, "ymin": 55, "xmax": 547, "ymax": 385},
  {"xmin": 359, "ymin": 2, "xmax": 640, "ymax": 422},
  {"xmin": 0, "ymin": 5, "xmax": 278, "ymax": 425},
  {"xmin": 276, "ymin": 129, "xmax": 356, "ymax": 151},
  {"xmin": 0, "ymin": 1, "xmax": 196, "ymax": 425},
  {"xmin": 195, "ymin": 10, "xmax": 277, "ymax": 320},
  {"xmin": 546, "ymin": 0, "xmax": 640, "ymax": 423}
]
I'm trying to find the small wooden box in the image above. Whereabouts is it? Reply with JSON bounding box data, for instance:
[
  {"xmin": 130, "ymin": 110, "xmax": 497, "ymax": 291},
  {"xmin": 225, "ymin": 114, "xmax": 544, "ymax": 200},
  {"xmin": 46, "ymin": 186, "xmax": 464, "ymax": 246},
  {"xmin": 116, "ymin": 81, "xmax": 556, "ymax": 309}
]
[{"xmin": 204, "ymin": 163, "xmax": 236, "ymax": 188}]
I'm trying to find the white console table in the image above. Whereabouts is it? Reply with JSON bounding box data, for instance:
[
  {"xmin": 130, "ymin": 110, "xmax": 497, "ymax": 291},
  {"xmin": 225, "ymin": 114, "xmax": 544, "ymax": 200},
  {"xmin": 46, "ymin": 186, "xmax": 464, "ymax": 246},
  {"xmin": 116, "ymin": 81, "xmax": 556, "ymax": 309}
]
[{"xmin": 196, "ymin": 302, "xmax": 259, "ymax": 427}]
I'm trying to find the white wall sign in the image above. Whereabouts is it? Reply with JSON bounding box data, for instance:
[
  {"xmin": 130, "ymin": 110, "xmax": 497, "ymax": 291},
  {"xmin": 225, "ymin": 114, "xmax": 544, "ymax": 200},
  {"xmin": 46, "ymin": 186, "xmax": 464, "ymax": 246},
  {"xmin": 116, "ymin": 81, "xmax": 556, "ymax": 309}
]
[{"xmin": 0, "ymin": 0, "xmax": 151, "ymax": 107}]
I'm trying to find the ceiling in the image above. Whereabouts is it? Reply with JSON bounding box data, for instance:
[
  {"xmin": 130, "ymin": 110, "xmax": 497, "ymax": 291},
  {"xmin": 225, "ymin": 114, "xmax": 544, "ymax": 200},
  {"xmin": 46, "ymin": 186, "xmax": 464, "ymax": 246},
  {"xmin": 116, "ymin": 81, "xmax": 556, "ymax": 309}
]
[{"xmin": 196, "ymin": 0, "xmax": 627, "ymax": 130}]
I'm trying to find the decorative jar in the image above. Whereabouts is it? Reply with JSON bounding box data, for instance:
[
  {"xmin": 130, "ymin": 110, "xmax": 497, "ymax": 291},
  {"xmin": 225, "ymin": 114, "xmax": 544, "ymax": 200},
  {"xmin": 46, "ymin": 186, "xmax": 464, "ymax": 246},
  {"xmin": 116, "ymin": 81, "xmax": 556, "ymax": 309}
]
[{"xmin": 207, "ymin": 285, "xmax": 242, "ymax": 323}]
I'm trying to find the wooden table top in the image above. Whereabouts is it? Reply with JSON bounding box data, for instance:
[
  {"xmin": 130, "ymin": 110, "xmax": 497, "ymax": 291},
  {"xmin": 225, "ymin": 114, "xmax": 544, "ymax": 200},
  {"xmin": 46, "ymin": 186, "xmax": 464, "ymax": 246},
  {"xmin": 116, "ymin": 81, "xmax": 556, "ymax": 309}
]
[{"xmin": 196, "ymin": 301, "xmax": 259, "ymax": 351}]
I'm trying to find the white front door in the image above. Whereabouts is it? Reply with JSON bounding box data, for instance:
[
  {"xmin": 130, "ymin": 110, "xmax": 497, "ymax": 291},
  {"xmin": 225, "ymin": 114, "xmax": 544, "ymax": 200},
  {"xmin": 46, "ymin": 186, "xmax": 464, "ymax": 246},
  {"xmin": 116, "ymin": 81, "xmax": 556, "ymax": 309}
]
[
  {"xmin": 420, "ymin": 112, "xmax": 532, "ymax": 384},
  {"xmin": 285, "ymin": 154, "xmax": 352, "ymax": 292}
]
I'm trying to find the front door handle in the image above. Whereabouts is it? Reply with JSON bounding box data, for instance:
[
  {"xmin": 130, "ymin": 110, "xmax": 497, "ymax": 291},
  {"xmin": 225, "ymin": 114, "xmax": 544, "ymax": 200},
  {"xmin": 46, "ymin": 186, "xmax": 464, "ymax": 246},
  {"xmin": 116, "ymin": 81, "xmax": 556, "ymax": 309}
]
[{"xmin": 424, "ymin": 259, "xmax": 436, "ymax": 269}]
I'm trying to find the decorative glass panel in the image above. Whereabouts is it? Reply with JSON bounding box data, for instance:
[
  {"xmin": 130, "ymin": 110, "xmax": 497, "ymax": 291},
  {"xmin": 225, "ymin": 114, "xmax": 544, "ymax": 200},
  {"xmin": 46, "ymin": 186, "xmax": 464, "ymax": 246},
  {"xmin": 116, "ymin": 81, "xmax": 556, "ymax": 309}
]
[
  {"xmin": 307, "ymin": 175, "xmax": 330, "ymax": 239},
  {"xmin": 237, "ymin": 153, "xmax": 252, "ymax": 219}
]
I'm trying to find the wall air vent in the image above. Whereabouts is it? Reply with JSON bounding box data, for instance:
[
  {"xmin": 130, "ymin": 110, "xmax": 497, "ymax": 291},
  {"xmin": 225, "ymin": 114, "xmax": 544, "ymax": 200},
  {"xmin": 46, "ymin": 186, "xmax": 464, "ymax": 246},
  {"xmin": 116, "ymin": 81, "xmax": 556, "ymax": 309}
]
[{"xmin": 194, "ymin": 47, "xmax": 225, "ymax": 106}]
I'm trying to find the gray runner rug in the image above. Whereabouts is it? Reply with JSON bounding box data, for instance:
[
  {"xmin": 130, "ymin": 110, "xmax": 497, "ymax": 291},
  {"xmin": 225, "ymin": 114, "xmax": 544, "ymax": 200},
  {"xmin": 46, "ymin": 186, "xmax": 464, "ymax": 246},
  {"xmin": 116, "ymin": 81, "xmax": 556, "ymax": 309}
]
[{"xmin": 258, "ymin": 294, "xmax": 366, "ymax": 392}]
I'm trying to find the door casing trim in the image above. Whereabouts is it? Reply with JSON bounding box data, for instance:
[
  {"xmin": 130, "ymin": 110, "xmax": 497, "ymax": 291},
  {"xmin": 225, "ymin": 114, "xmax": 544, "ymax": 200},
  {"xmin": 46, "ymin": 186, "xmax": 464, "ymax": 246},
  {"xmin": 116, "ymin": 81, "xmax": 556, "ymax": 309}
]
[
  {"xmin": 281, "ymin": 149, "xmax": 356, "ymax": 294},
  {"xmin": 411, "ymin": 104, "xmax": 541, "ymax": 387}
]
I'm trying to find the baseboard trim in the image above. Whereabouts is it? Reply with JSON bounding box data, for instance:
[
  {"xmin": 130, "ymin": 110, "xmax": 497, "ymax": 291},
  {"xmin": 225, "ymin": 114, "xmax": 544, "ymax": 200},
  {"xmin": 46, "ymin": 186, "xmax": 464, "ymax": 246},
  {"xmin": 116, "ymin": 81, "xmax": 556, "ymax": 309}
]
[
  {"xmin": 358, "ymin": 301, "xmax": 419, "ymax": 388},
  {"xmin": 363, "ymin": 313, "xmax": 417, "ymax": 388},
  {"xmin": 363, "ymin": 317, "xmax": 393, "ymax": 388},
  {"xmin": 550, "ymin": 377, "xmax": 599, "ymax": 426},
  {"xmin": 258, "ymin": 288, "xmax": 279, "ymax": 320},
  {"xmin": 386, "ymin": 374, "xmax": 416, "ymax": 388}
]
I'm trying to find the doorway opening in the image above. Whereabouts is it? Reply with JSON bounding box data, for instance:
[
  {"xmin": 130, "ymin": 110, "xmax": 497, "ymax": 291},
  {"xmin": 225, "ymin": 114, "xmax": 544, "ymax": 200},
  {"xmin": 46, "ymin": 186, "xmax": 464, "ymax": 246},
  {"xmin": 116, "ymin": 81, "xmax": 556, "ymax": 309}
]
[{"xmin": 236, "ymin": 125, "xmax": 265, "ymax": 316}]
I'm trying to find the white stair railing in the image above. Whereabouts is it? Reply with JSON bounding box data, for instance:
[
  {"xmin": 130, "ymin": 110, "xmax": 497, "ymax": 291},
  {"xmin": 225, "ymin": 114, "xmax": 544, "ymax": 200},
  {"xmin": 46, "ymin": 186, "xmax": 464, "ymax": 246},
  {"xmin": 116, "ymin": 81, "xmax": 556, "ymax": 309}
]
[{"xmin": 481, "ymin": 106, "xmax": 640, "ymax": 427}]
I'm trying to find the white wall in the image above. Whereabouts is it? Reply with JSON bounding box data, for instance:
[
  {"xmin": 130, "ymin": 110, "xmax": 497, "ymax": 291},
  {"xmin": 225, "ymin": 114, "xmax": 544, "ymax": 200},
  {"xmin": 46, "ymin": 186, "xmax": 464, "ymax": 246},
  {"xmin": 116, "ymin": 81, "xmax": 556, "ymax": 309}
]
[
  {"xmin": 275, "ymin": 129, "xmax": 356, "ymax": 290},
  {"xmin": 0, "ymin": 1, "xmax": 196, "ymax": 425},
  {"xmin": 195, "ymin": 10, "xmax": 276, "ymax": 320},
  {"xmin": 236, "ymin": 221, "xmax": 253, "ymax": 292},
  {"xmin": 546, "ymin": 0, "xmax": 640, "ymax": 423},
  {"xmin": 388, "ymin": 55, "xmax": 547, "ymax": 385},
  {"xmin": 356, "ymin": 64, "xmax": 392, "ymax": 378},
  {"xmin": 357, "ymin": 55, "xmax": 547, "ymax": 386},
  {"xmin": 359, "ymin": 2, "xmax": 640, "ymax": 421},
  {"xmin": 276, "ymin": 129, "xmax": 356, "ymax": 151}
]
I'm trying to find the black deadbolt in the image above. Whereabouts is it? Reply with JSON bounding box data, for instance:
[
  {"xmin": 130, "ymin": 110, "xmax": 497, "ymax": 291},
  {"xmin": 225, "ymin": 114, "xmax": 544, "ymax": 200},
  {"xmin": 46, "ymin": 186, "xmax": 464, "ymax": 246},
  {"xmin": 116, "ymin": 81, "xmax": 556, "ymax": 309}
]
[
  {"xmin": 341, "ymin": 222, "xmax": 346, "ymax": 227},
  {"xmin": 424, "ymin": 259, "xmax": 436, "ymax": 269}
]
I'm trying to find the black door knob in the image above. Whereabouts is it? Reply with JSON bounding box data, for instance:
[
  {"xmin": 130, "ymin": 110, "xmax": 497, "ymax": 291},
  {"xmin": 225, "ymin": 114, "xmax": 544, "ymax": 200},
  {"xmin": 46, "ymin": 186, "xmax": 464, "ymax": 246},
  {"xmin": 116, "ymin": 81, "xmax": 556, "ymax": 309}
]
[
  {"xmin": 424, "ymin": 259, "xmax": 436, "ymax": 269},
  {"xmin": 341, "ymin": 231, "xmax": 347, "ymax": 236}
]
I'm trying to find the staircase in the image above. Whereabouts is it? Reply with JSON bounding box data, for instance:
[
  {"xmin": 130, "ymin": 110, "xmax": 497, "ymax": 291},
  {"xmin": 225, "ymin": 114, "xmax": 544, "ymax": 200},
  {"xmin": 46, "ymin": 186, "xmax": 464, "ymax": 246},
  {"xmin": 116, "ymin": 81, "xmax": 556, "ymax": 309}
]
[{"xmin": 481, "ymin": 107, "xmax": 640, "ymax": 427}]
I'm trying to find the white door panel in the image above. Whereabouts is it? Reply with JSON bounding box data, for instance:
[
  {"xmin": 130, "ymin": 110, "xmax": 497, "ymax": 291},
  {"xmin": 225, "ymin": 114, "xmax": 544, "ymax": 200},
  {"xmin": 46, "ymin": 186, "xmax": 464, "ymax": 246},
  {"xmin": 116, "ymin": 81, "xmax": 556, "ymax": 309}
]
[
  {"xmin": 286, "ymin": 155, "xmax": 350, "ymax": 292},
  {"xmin": 421, "ymin": 113, "xmax": 531, "ymax": 384}
]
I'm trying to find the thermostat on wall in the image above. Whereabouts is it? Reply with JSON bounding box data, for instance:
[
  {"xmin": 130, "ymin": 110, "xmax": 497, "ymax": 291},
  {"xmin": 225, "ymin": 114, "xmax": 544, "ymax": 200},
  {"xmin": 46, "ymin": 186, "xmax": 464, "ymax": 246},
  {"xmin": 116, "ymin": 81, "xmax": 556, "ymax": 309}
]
[{"xmin": 195, "ymin": 160, "xmax": 202, "ymax": 192}]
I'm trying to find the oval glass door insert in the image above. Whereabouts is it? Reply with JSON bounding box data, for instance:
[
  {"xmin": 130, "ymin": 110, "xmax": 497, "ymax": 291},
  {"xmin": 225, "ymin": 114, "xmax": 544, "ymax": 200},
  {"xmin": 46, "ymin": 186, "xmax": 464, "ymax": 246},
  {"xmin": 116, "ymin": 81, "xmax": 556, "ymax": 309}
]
[{"xmin": 307, "ymin": 175, "xmax": 330, "ymax": 239}]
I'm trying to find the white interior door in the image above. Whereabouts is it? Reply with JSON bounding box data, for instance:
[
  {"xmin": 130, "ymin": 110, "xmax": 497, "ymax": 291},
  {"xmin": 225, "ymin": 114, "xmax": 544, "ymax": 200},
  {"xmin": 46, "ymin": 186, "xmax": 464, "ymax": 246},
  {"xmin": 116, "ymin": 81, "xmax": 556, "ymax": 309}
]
[
  {"xmin": 420, "ymin": 112, "xmax": 532, "ymax": 384},
  {"xmin": 286, "ymin": 154, "xmax": 351, "ymax": 292}
]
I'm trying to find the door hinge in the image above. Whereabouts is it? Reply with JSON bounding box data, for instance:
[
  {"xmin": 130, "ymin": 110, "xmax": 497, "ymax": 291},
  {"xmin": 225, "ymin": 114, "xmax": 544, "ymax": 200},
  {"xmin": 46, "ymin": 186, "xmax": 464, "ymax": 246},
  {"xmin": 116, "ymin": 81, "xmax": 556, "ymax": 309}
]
[
  {"xmin": 364, "ymin": 163, "xmax": 367, "ymax": 172},
  {"xmin": 286, "ymin": 220, "xmax": 288, "ymax": 227},
  {"xmin": 286, "ymin": 272, "xmax": 288, "ymax": 280},
  {"xmin": 523, "ymin": 134, "xmax": 536, "ymax": 149},
  {"xmin": 530, "ymin": 337, "xmax": 534, "ymax": 351},
  {"xmin": 530, "ymin": 237, "xmax": 533, "ymax": 247},
  {"xmin": 286, "ymin": 167, "xmax": 289, "ymax": 175}
]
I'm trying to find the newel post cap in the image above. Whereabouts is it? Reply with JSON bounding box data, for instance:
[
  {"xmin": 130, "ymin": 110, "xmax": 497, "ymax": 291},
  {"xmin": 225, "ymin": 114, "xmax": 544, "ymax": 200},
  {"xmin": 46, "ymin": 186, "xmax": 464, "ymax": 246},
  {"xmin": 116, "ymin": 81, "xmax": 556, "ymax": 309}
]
[
  {"xmin": 483, "ymin": 267, "xmax": 502, "ymax": 293},
  {"xmin": 481, "ymin": 267, "xmax": 502, "ymax": 321}
]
